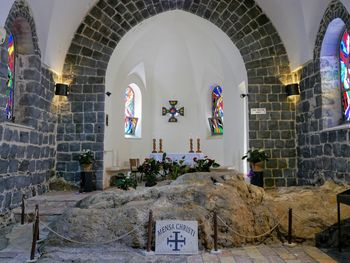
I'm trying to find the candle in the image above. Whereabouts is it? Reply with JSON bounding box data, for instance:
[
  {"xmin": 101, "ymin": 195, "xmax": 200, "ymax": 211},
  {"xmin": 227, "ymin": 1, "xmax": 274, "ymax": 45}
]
[
  {"xmin": 196, "ymin": 138, "xmax": 201, "ymax": 153},
  {"xmin": 152, "ymin": 138, "xmax": 157, "ymax": 153},
  {"xmin": 189, "ymin": 138, "xmax": 194, "ymax": 153}
]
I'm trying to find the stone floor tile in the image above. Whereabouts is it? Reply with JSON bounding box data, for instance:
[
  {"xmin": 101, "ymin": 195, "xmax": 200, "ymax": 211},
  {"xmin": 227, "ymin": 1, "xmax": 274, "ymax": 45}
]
[
  {"xmin": 230, "ymin": 248, "xmax": 249, "ymax": 256},
  {"xmin": 219, "ymin": 256, "xmax": 236, "ymax": 263},
  {"xmin": 187, "ymin": 254, "xmax": 203, "ymax": 263},
  {"xmin": 202, "ymin": 253, "xmax": 219, "ymax": 263},
  {"xmin": 258, "ymin": 245, "xmax": 278, "ymax": 257},
  {"xmin": 303, "ymin": 246, "xmax": 337, "ymax": 261},
  {"xmin": 265, "ymin": 255, "xmax": 285, "ymax": 263},
  {"xmin": 272, "ymin": 247, "xmax": 296, "ymax": 260},
  {"xmin": 233, "ymin": 255, "xmax": 253, "ymax": 263},
  {"xmin": 244, "ymin": 246, "xmax": 265, "ymax": 260}
]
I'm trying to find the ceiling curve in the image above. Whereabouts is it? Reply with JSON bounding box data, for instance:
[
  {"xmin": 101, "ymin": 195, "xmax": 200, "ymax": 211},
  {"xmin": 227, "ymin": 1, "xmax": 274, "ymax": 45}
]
[{"xmin": 0, "ymin": 0, "xmax": 349, "ymax": 73}]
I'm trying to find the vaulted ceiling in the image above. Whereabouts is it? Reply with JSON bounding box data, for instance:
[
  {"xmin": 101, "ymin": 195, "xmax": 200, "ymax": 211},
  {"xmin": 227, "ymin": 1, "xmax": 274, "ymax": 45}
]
[{"xmin": 1, "ymin": 0, "xmax": 349, "ymax": 74}]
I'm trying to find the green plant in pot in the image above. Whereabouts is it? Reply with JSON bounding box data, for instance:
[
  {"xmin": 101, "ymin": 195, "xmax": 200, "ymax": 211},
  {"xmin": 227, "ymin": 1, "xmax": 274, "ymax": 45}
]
[
  {"xmin": 242, "ymin": 148, "xmax": 268, "ymax": 188},
  {"xmin": 241, "ymin": 148, "xmax": 268, "ymax": 171},
  {"xmin": 78, "ymin": 149, "xmax": 95, "ymax": 171}
]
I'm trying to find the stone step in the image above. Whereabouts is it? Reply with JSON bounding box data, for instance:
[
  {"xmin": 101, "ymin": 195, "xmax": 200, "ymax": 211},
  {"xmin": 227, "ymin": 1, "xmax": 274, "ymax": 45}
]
[{"xmin": 12, "ymin": 191, "xmax": 97, "ymax": 223}]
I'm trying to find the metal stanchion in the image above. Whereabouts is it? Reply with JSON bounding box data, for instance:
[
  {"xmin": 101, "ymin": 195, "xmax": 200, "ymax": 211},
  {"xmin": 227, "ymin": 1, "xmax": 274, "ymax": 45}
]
[
  {"xmin": 284, "ymin": 208, "xmax": 296, "ymax": 247},
  {"xmin": 36, "ymin": 205, "xmax": 40, "ymax": 241},
  {"xmin": 21, "ymin": 195, "xmax": 25, "ymax": 225},
  {"xmin": 28, "ymin": 206, "xmax": 39, "ymax": 262},
  {"xmin": 211, "ymin": 211, "xmax": 221, "ymax": 254},
  {"xmin": 147, "ymin": 210, "xmax": 153, "ymax": 252},
  {"xmin": 288, "ymin": 208, "xmax": 292, "ymax": 244},
  {"xmin": 142, "ymin": 210, "xmax": 155, "ymax": 255}
]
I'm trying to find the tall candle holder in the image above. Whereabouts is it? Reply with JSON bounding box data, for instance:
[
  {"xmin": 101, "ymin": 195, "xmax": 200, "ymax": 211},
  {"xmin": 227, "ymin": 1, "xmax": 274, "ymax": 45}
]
[
  {"xmin": 196, "ymin": 138, "xmax": 201, "ymax": 153},
  {"xmin": 189, "ymin": 138, "xmax": 194, "ymax": 153},
  {"xmin": 158, "ymin": 139, "xmax": 163, "ymax": 153},
  {"xmin": 152, "ymin": 139, "xmax": 157, "ymax": 153}
]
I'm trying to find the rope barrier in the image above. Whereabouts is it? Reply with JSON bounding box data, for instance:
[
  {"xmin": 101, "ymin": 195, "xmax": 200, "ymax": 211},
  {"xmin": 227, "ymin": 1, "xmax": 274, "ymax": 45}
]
[
  {"xmin": 216, "ymin": 212, "xmax": 287, "ymax": 239},
  {"xmin": 39, "ymin": 221, "xmax": 144, "ymax": 245}
]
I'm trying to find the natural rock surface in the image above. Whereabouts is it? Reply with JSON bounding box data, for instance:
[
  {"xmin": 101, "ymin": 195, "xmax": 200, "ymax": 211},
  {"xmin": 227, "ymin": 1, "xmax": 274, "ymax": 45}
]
[{"xmin": 45, "ymin": 172, "xmax": 350, "ymax": 250}]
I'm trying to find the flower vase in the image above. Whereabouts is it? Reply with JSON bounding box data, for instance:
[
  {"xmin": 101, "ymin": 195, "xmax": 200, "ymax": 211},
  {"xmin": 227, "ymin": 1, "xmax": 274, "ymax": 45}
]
[
  {"xmin": 80, "ymin": 163, "xmax": 93, "ymax": 193},
  {"xmin": 82, "ymin": 163, "xmax": 93, "ymax": 172}
]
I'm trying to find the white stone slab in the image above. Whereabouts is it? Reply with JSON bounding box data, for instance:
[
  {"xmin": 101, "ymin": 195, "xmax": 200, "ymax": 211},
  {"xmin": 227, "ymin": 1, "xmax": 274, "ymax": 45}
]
[{"xmin": 155, "ymin": 220, "xmax": 198, "ymax": 255}]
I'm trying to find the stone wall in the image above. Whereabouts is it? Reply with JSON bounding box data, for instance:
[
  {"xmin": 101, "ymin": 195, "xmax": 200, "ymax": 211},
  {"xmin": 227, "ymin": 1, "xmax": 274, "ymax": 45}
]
[
  {"xmin": 60, "ymin": 0, "xmax": 296, "ymax": 188},
  {"xmin": 0, "ymin": 0, "xmax": 57, "ymax": 224},
  {"xmin": 296, "ymin": 0, "xmax": 350, "ymax": 185}
]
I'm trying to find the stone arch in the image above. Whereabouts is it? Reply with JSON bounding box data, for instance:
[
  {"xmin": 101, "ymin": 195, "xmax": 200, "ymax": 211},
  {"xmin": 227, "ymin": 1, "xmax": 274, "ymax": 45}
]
[
  {"xmin": 60, "ymin": 0, "xmax": 295, "ymax": 189},
  {"xmin": 3, "ymin": 0, "xmax": 42, "ymax": 127},
  {"xmin": 313, "ymin": 0, "xmax": 350, "ymax": 130}
]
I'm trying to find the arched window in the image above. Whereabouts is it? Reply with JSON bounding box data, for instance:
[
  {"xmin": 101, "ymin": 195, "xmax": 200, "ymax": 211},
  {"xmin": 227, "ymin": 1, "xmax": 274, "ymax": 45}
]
[
  {"xmin": 6, "ymin": 33, "xmax": 15, "ymax": 121},
  {"xmin": 124, "ymin": 85, "xmax": 138, "ymax": 135},
  {"xmin": 208, "ymin": 85, "xmax": 223, "ymax": 135},
  {"xmin": 340, "ymin": 30, "xmax": 350, "ymax": 121}
]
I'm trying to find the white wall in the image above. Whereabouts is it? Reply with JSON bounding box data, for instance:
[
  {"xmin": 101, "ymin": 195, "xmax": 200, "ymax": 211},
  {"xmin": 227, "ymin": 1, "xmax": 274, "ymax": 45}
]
[{"xmin": 104, "ymin": 10, "xmax": 248, "ymax": 178}]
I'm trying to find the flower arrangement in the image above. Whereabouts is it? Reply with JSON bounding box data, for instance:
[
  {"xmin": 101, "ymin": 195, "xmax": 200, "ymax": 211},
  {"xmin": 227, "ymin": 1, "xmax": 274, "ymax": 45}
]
[
  {"xmin": 241, "ymin": 148, "xmax": 269, "ymax": 164},
  {"xmin": 78, "ymin": 149, "xmax": 95, "ymax": 165}
]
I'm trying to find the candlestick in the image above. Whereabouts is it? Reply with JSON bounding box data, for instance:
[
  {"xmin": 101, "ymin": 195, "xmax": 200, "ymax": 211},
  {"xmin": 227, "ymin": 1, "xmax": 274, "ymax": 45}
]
[
  {"xmin": 152, "ymin": 139, "xmax": 157, "ymax": 153},
  {"xmin": 158, "ymin": 139, "xmax": 163, "ymax": 153},
  {"xmin": 189, "ymin": 138, "xmax": 194, "ymax": 153},
  {"xmin": 196, "ymin": 138, "xmax": 201, "ymax": 153}
]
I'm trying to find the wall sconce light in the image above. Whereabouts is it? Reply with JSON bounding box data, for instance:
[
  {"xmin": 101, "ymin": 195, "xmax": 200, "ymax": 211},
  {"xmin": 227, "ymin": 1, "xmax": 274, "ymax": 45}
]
[
  {"xmin": 285, "ymin": 83, "xmax": 299, "ymax": 97},
  {"xmin": 105, "ymin": 91, "xmax": 112, "ymax": 97},
  {"xmin": 55, "ymin": 83, "xmax": 69, "ymax": 96},
  {"xmin": 240, "ymin": 94, "xmax": 249, "ymax": 98}
]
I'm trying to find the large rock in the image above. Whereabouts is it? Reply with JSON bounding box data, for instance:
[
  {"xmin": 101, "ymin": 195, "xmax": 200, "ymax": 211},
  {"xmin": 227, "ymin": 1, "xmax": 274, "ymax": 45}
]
[{"xmin": 45, "ymin": 172, "xmax": 350, "ymax": 249}]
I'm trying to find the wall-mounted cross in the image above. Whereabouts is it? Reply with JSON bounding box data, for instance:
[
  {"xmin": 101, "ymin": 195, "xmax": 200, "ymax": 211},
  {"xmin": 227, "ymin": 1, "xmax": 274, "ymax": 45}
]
[{"xmin": 162, "ymin": 100, "xmax": 184, "ymax": 122}]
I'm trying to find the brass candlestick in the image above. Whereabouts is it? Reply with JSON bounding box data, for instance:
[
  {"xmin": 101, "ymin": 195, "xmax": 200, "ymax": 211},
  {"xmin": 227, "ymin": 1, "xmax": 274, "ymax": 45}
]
[
  {"xmin": 158, "ymin": 139, "xmax": 163, "ymax": 153},
  {"xmin": 189, "ymin": 138, "xmax": 194, "ymax": 153},
  {"xmin": 196, "ymin": 138, "xmax": 201, "ymax": 153},
  {"xmin": 152, "ymin": 139, "xmax": 157, "ymax": 153}
]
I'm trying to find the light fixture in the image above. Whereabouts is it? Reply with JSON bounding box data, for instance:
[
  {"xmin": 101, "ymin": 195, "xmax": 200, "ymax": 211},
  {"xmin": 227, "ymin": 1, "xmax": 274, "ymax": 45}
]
[
  {"xmin": 285, "ymin": 83, "xmax": 299, "ymax": 96},
  {"xmin": 105, "ymin": 91, "xmax": 112, "ymax": 96},
  {"xmin": 240, "ymin": 94, "xmax": 249, "ymax": 98},
  {"xmin": 55, "ymin": 83, "xmax": 69, "ymax": 96}
]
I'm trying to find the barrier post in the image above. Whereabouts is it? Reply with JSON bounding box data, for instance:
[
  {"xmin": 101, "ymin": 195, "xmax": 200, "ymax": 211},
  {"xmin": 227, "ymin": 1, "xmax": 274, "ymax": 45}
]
[
  {"xmin": 288, "ymin": 208, "xmax": 292, "ymax": 244},
  {"xmin": 29, "ymin": 207, "xmax": 39, "ymax": 261},
  {"xmin": 210, "ymin": 211, "xmax": 221, "ymax": 254},
  {"xmin": 213, "ymin": 211, "xmax": 218, "ymax": 251},
  {"xmin": 146, "ymin": 210, "xmax": 153, "ymax": 252},
  {"xmin": 21, "ymin": 195, "xmax": 25, "ymax": 225}
]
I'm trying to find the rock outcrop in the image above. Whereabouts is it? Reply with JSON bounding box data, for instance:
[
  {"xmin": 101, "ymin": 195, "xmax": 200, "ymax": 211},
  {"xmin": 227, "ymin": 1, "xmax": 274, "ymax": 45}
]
[{"xmin": 45, "ymin": 172, "xmax": 350, "ymax": 249}]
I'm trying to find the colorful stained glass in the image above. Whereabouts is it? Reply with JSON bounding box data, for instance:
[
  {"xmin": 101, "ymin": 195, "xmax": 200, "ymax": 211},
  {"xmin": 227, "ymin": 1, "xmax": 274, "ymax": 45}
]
[
  {"xmin": 209, "ymin": 85, "xmax": 223, "ymax": 135},
  {"xmin": 6, "ymin": 33, "xmax": 15, "ymax": 120},
  {"xmin": 212, "ymin": 85, "xmax": 223, "ymax": 118},
  {"xmin": 208, "ymin": 117, "xmax": 223, "ymax": 135},
  {"xmin": 125, "ymin": 86, "xmax": 137, "ymax": 134},
  {"xmin": 340, "ymin": 31, "xmax": 350, "ymax": 120},
  {"xmin": 125, "ymin": 117, "xmax": 138, "ymax": 135}
]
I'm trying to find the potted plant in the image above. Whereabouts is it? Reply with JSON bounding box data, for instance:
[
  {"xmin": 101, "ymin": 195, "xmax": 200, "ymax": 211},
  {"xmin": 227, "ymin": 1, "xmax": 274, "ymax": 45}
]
[
  {"xmin": 241, "ymin": 148, "xmax": 268, "ymax": 171},
  {"xmin": 79, "ymin": 149, "xmax": 95, "ymax": 171},
  {"xmin": 242, "ymin": 148, "xmax": 268, "ymax": 187}
]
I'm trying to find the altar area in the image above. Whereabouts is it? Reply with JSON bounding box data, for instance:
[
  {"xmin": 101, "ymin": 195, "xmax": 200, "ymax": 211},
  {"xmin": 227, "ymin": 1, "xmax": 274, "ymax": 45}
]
[{"xmin": 149, "ymin": 152, "xmax": 205, "ymax": 166}]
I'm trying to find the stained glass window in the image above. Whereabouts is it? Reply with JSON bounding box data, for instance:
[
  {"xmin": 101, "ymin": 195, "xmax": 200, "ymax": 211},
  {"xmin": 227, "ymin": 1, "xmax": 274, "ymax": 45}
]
[
  {"xmin": 124, "ymin": 86, "xmax": 138, "ymax": 135},
  {"xmin": 6, "ymin": 33, "xmax": 15, "ymax": 120},
  {"xmin": 212, "ymin": 85, "xmax": 224, "ymax": 118},
  {"xmin": 208, "ymin": 85, "xmax": 223, "ymax": 135},
  {"xmin": 340, "ymin": 30, "xmax": 350, "ymax": 121}
]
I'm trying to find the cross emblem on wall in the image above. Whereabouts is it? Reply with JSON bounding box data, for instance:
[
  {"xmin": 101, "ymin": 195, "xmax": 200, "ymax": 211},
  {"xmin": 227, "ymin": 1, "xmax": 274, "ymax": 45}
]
[{"xmin": 162, "ymin": 100, "xmax": 184, "ymax": 122}]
